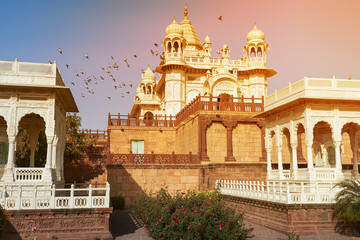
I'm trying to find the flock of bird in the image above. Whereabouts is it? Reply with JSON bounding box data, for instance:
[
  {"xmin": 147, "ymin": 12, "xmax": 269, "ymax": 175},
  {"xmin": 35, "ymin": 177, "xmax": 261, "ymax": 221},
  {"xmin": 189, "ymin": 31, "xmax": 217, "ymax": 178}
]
[
  {"xmin": 56, "ymin": 43, "xmax": 161, "ymax": 101},
  {"xmin": 55, "ymin": 14, "xmax": 223, "ymax": 101}
]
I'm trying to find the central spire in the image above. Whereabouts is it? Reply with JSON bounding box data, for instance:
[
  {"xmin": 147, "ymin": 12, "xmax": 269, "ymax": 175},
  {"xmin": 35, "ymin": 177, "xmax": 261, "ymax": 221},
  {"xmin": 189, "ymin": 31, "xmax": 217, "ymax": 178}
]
[{"xmin": 184, "ymin": 5, "xmax": 188, "ymax": 19}]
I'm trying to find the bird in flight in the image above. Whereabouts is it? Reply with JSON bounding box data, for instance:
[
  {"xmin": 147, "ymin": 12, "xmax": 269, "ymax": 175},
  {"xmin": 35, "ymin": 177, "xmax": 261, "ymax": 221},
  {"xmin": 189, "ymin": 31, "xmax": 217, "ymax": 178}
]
[
  {"xmin": 85, "ymin": 53, "xmax": 89, "ymax": 59},
  {"xmin": 75, "ymin": 72, "xmax": 79, "ymax": 77},
  {"xmin": 100, "ymin": 76, "xmax": 104, "ymax": 82},
  {"xmin": 58, "ymin": 48, "xmax": 62, "ymax": 54},
  {"xmin": 218, "ymin": 16, "xmax": 222, "ymax": 20},
  {"xmin": 80, "ymin": 69, "xmax": 84, "ymax": 74},
  {"xmin": 154, "ymin": 43, "xmax": 158, "ymax": 47},
  {"xmin": 150, "ymin": 50, "xmax": 154, "ymax": 56},
  {"xmin": 129, "ymin": 81, "xmax": 132, "ymax": 87},
  {"xmin": 48, "ymin": 60, "xmax": 52, "ymax": 64},
  {"xmin": 126, "ymin": 63, "xmax": 130, "ymax": 68},
  {"xmin": 65, "ymin": 64, "xmax": 69, "ymax": 68},
  {"xmin": 81, "ymin": 93, "xmax": 85, "ymax": 98},
  {"xmin": 108, "ymin": 96, "xmax": 111, "ymax": 100},
  {"xmin": 133, "ymin": 54, "xmax": 137, "ymax": 58},
  {"xmin": 111, "ymin": 56, "xmax": 114, "ymax": 60},
  {"xmin": 101, "ymin": 67, "xmax": 105, "ymax": 70},
  {"xmin": 114, "ymin": 86, "xmax": 117, "ymax": 90},
  {"xmin": 108, "ymin": 63, "xmax": 112, "ymax": 68},
  {"xmin": 71, "ymin": 82, "xmax": 75, "ymax": 85},
  {"xmin": 122, "ymin": 82, "xmax": 125, "ymax": 86},
  {"xmin": 121, "ymin": 93, "xmax": 124, "ymax": 98},
  {"xmin": 126, "ymin": 90, "xmax": 130, "ymax": 94},
  {"xmin": 155, "ymin": 51, "xmax": 158, "ymax": 56},
  {"xmin": 113, "ymin": 63, "xmax": 119, "ymax": 71}
]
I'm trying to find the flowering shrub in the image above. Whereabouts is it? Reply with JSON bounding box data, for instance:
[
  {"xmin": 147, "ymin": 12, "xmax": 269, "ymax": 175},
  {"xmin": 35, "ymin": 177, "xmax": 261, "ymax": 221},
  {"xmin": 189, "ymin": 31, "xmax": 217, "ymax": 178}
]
[{"xmin": 131, "ymin": 188, "xmax": 252, "ymax": 240}]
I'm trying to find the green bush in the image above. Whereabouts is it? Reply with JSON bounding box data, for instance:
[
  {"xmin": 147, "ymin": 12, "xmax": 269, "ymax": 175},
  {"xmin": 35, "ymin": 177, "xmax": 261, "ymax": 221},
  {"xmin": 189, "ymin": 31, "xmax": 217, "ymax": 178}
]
[
  {"xmin": 111, "ymin": 195, "xmax": 125, "ymax": 210},
  {"xmin": 0, "ymin": 206, "xmax": 5, "ymax": 240},
  {"xmin": 335, "ymin": 179, "xmax": 360, "ymax": 223},
  {"xmin": 131, "ymin": 187, "xmax": 252, "ymax": 240}
]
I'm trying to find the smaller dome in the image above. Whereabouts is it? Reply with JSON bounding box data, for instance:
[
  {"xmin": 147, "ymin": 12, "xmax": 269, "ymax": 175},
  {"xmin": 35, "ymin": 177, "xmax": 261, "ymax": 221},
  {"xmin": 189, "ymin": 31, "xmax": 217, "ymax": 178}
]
[
  {"xmin": 142, "ymin": 66, "xmax": 156, "ymax": 80},
  {"xmin": 165, "ymin": 17, "xmax": 183, "ymax": 36},
  {"xmin": 247, "ymin": 23, "xmax": 265, "ymax": 42}
]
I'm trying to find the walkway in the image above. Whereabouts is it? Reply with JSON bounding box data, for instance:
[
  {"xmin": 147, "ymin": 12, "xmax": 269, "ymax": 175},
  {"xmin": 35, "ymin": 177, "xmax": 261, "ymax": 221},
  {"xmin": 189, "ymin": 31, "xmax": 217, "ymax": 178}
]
[{"xmin": 110, "ymin": 209, "xmax": 357, "ymax": 240}]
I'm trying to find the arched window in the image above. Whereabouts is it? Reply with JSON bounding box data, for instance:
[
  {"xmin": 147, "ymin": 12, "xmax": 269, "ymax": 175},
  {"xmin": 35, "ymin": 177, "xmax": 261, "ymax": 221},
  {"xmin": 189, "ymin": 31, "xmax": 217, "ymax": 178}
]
[
  {"xmin": 144, "ymin": 112, "xmax": 154, "ymax": 126},
  {"xmin": 0, "ymin": 142, "xmax": 8, "ymax": 164},
  {"xmin": 250, "ymin": 47, "xmax": 256, "ymax": 58},
  {"xmin": 167, "ymin": 42, "xmax": 172, "ymax": 53},
  {"xmin": 173, "ymin": 41, "xmax": 179, "ymax": 52},
  {"xmin": 327, "ymin": 146, "xmax": 335, "ymax": 165},
  {"xmin": 257, "ymin": 47, "xmax": 262, "ymax": 57},
  {"xmin": 143, "ymin": 86, "xmax": 146, "ymax": 94},
  {"xmin": 217, "ymin": 93, "xmax": 232, "ymax": 111},
  {"xmin": 147, "ymin": 85, "xmax": 152, "ymax": 95}
]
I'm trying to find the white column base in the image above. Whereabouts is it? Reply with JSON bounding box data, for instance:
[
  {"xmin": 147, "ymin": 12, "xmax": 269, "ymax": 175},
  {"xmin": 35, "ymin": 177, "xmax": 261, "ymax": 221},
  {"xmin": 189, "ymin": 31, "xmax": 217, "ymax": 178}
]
[{"xmin": 1, "ymin": 168, "xmax": 14, "ymax": 182}]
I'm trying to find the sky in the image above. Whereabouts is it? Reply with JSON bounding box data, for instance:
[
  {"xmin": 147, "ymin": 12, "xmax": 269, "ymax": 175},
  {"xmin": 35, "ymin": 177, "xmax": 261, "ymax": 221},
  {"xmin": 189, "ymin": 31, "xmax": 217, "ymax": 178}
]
[{"xmin": 1, "ymin": 0, "xmax": 360, "ymax": 130}]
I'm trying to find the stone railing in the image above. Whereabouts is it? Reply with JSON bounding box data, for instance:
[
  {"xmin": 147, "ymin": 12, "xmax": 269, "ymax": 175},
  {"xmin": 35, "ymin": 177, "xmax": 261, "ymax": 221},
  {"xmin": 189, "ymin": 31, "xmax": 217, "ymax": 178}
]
[
  {"xmin": 315, "ymin": 168, "xmax": 336, "ymax": 180},
  {"xmin": 108, "ymin": 113, "xmax": 175, "ymax": 127},
  {"xmin": 14, "ymin": 168, "xmax": 44, "ymax": 181},
  {"xmin": 175, "ymin": 95, "xmax": 264, "ymax": 125},
  {"xmin": 80, "ymin": 129, "xmax": 108, "ymax": 139},
  {"xmin": 216, "ymin": 179, "xmax": 338, "ymax": 204},
  {"xmin": 0, "ymin": 182, "xmax": 110, "ymax": 210},
  {"xmin": 108, "ymin": 153, "xmax": 198, "ymax": 165}
]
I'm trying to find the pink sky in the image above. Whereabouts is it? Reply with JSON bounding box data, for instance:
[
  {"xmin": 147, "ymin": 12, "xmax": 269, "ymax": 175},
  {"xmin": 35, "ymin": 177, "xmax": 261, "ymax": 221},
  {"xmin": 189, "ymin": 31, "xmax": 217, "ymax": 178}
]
[{"xmin": 1, "ymin": 0, "xmax": 360, "ymax": 129}]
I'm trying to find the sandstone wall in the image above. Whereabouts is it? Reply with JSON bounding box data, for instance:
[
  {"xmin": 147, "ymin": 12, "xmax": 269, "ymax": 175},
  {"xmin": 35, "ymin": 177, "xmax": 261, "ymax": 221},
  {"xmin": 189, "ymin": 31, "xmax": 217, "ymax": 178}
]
[
  {"xmin": 109, "ymin": 127, "xmax": 176, "ymax": 154},
  {"xmin": 206, "ymin": 123, "xmax": 227, "ymax": 163},
  {"xmin": 107, "ymin": 165, "xmax": 201, "ymax": 205},
  {"xmin": 233, "ymin": 123, "xmax": 263, "ymax": 163},
  {"xmin": 175, "ymin": 117, "xmax": 199, "ymax": 154}
]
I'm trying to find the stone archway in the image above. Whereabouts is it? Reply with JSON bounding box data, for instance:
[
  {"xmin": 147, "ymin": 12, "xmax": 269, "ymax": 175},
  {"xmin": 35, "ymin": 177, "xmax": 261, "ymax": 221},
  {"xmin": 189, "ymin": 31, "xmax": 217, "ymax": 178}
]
[{"xmin": 17, "ymin": 113, "xmax": 46, "ymax": 167}]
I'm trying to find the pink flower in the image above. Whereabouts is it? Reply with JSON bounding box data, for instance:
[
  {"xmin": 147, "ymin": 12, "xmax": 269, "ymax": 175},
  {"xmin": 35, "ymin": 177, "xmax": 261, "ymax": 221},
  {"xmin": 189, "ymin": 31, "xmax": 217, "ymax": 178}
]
[
  {"xmin": 159, "ymin": 233, "xmax": 162, "ymax": 236},
  {"xmin": 239, "ymin": 213, "xmax": 242, "ymax": 216},
  {"xmin": 219, "ymin": 224, "xmax": 222, "ymax": 230},
  {"xmin": 210, "ymin": 199, "xmax": 213, "ymax": 202},
  {"xmin": 176, "ymin": 219, "xmax": 179, "ymax": 223},
  {"xmin": 189, "ymin": 227, "xmax": 193, "ymax": 230},
  {"xmin": 200, "ymin": 233, "xmax": 203, "ymax": 236},
  {"xmin": 225, "ymin": 212, "xmax": 228, "ymax": 214},
  {"xmin": 32, "ymin": 227, "xmax": 37, "ymax": 232},
  {"xmin": 227, "ymin": 222, "xmax": 231, "ymax": 226}
]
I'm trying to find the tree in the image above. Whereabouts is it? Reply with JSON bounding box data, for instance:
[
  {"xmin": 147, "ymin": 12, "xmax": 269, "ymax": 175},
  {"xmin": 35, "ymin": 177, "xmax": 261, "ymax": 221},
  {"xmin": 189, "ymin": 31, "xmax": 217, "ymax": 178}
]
[
  {"xmin": 64, "ymin": 113, "xmax": 88, "ymax": 163},
  {"xmin": 334, "ymin": 178, "xmax": 360, "ymax": 223}
]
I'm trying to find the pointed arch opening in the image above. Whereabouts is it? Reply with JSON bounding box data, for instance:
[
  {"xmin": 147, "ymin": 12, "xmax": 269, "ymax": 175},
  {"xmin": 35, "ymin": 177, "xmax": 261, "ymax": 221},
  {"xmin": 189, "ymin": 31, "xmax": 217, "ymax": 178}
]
[{"xmin": 16, "ymin": 113, "xmax": 47, "ymax": 167}]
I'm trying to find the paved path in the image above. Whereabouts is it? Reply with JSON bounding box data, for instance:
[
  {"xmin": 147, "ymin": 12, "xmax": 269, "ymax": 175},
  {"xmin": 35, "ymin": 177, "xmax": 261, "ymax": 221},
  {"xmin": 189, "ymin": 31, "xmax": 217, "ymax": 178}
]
[{"xmin": 110, "ymin": 209, "xmax": 358, "ymax": 240}]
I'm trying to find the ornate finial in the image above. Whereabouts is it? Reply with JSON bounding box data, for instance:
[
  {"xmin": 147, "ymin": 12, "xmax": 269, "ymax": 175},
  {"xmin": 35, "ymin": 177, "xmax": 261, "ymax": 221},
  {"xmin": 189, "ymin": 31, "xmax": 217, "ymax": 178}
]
[
  {"xmin": 254, "ymin": 22, "xmax": 257, "ymax": 29},
  {"xmin": 184, "ymin": 5, "xmax": 188, "ymax": 18}
]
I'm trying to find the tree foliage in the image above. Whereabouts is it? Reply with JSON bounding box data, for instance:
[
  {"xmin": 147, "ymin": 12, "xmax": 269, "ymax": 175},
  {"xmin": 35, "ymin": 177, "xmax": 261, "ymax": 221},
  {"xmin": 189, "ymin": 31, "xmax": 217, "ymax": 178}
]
[
  {"xmin": 15, "ymin": 128, "xmax": 46, "ymax": 167},
  {"xmin": 64, "ymin": 113, "xmax": 88, "ymax": 163},
  {"xmin": 335, "ymin": 179, "xmax": 360, "ymax": 223}
]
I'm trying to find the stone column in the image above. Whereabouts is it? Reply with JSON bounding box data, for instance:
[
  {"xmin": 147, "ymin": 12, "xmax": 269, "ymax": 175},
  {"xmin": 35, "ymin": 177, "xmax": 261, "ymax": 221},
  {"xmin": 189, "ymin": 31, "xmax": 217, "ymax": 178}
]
[
  {"xmin": 224, "ymin": 122, "xmax": 236, "ymax": 162},
  {"xmin": 45, "ymin": 138, "xmax": 53, "ymax": 169},
  {"xmin": 2, "ymin": 136, "xmax": 16, "ymax": 182},
  {"xmin": 277, "ymin": 145, "xmax": 283, "ymax": 179},
  {"xmin": 266, "ymin": 146, "xmax": 272, "ymax": 179},
  {"xmin": 334, "ymin": 141, "xmax": 343, "ymax": 178},
  {"xmin": 353, "ymin": 131, "xmax": 359, "ymax": 177},
  {"xmin": 51, "ymin": 138, "xmax": 58, "ymax": 169},
  {"xmin": 199, "ymin": 124, "xmax": 210, "ymax": 162},
  {"xmin": 291, "ymin": 143, "xmax": 298, "ymax": 179}
]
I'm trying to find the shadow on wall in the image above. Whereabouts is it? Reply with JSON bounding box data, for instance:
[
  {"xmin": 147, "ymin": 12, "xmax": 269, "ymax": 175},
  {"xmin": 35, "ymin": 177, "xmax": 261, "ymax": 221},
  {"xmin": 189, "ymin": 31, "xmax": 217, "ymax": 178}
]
[{"xmin": 64, "ymin": 144, "xmax": 106, "ymax": 184}]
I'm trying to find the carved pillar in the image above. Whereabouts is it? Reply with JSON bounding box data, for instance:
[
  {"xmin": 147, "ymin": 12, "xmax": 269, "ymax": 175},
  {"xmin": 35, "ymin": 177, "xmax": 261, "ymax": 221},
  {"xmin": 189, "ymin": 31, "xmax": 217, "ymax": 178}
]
[
  {"xmin": 224, "ymin": 121, "xmax": 236, "ymax": 162},
  {"xmin": 45, "ymin": 137, "xmax": 53, "ymax": 169},
  {"xmin": 266, "ymin": 146, "xmax": 272, "ymax": 179},
  {"xmin": 276, "ymin": 127, "xmax": 283, "ymax": 179},
  {"xmin": 51, "ymin": 137, "xmax": 58, "ymax": 169},
  {"xmin": 354, "ymin": 131, "xmax": 359, "ymax": 177},
  {"xmin": 334, "ymin": 141, "xmax": 343, "ymax": 177},
  {"xmin": 291, "ymin": 143, "xmax": 298, "ymax": 179},
  {"xmin": 2, "ymin": 136, "xmax": 16, "ymax": 182},
  {"xmin": 277, "ymin": 146, "xmax": 283, "ymax": 179},
  {"xmin": 199, "ymin": 120, "xmax": 210, "ymax": 162}
]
